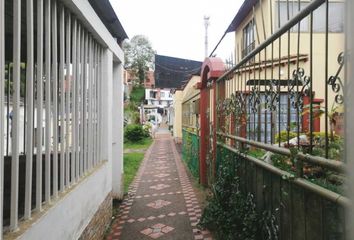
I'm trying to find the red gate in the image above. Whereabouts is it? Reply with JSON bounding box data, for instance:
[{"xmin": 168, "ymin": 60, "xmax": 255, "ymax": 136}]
[{"xmin": 199, "ymin": 58, "xmax": 225, "ymax": 186}]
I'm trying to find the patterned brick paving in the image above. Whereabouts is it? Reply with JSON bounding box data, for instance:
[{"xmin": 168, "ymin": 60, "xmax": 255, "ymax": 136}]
[{"xmin": 107, "ymin": 133, "xmax": 212, "ymax": 240}]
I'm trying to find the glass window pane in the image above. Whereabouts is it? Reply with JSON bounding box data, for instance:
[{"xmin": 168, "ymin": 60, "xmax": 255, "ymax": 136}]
[
  {"xmin": 314, "ymin": 2, "xmax": 344, "ymax": 33},
  {"xmin": 329, "ymin": 2, "xmax": 344, "ymax": 33},
  {"xmin": 276, "ymin": 1, "xmax": 309, "ymax": 32}
]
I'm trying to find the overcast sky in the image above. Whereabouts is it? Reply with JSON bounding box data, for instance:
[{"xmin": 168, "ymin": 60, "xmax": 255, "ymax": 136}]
[{"xmin": 110, "ymin": 0, "xmax": 242, "ymax": 62}]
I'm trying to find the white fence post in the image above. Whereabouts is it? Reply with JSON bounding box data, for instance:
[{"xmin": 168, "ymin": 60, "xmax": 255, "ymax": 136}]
[
  {"xmin": 36, "ymin": 0, "xmax": 44, "ymax": 212},
  {"xmin": 10, "ymin": 0, "xmax": 21, "ymax": 231},
  {"xmin": 24, "ymin": 0, "xmax": 34, "ymax": 219},
  {"xmin": 59, "ymin": 4, "xmax": 66, "ymax": 192},
  {"xmin": 65, "ymin": 12, "xmax": 71, "ymax": 187},
  {"xmin": 44, "ymin": 0, "xmax": 52, "ymax": 205},
  {"xmin": 52, "ymin": 0, "xmax": 59, "ymax": 199}
]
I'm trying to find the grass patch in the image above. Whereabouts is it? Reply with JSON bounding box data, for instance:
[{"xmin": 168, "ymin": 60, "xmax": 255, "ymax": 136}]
[
  {"xmin": 124, "ymin": 152, "xmax": 145, "ymax": 193},
  {"xmin": 124, "ymin": 138, "xmax": 152, "ymax": 150},
  {"xmin": 123, "ymin": 136, "xmax": 153, "ymax": 192},
  {"xmin": 130, "ymin": 85, "xmax": 145, "ymax": 103}
]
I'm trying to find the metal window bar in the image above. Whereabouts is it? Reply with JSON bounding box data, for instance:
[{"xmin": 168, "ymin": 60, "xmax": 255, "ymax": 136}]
[
  {"xmin": 24, "ymin": 0, "xmax": 34, "ymax": 220},
  {"xmin": 97, "ymin": 46, "xmax": 100, "ymax": 165},
  {"xmin": 36, "ymin": 0, "xmax": 44, "ymax": 213},
  {"xmin": 59, "ymin": 3, "xmax": 65, "ymax": 192},
  {"xmin": 10, "ymin": 0, "xmax": 21, "ymax": 230},
  {"xmin": 52, "ymin": 0, "xmax": 59, "ymax": 199},
  {"xmin": 44, "ymin": 0, "xmax": 52, "ymax": 205},
  {"xmin": 79, "ymin": 28, "xmax": 85, "ymax": 177},
  {"xmin": 65, "ymin": 11, "xmax": 71, "ymax": 187},
  {"xmin": 71, "ymin": 17, "xmax": 77, "ymax": 184},
  {"xmin": 75, "ymin": 23, "xmax": 81, "ymax": 180},
  {"xmin": 92, "ymin": 42, "xmax": 96, "ymax": 167},
  {"xmin": 83, "ymin": 28, "xmax": 87, "ymax": 173},
  {"xmin": 97, "ymin": 48, "xmax": 102, "ymax": 163},
  {"xmin": 95, "ymin": 44, "xmax": 99, "ymax": 165},
  {"xmin": 88, "ymin": 36, "xmax": 93, "ymax": 170},
  {"xmin": 83, "ymin": 31, "xmax": 88, "ymax": 174}
]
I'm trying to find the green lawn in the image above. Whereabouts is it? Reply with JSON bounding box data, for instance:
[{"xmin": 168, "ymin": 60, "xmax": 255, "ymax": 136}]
[
  {"xmin": 124, "ymin": 138, "xmax": 153, "ymax": 150},
  {"xmin": 123, "ymin": 137, "xmax": 153, "ymax": 193},
  {"xmin": 124, "ymin": 152, "xmax": 145, "ymax": 193}
]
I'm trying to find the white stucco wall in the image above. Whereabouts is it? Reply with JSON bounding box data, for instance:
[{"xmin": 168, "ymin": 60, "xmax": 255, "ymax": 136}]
[{"xmin": 18, "ymin": 162, "xmax": 111, "ymax": 240}]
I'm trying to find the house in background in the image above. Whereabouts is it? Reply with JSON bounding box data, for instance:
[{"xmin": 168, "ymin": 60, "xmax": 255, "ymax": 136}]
[
  {"xmin": 143, "ymin": 54, "xmax": 202, "ymax": 129},
  {"xmin": 124, "ymin": 70, "xmax": 155, "ymax": 102},
  {"xmin": 144, "ymin": 70, "xmax": 155, "ymax": 88},
  {"xmin": 226, "ymin": 0, "xmax": 344, "ymax": 140},
  {"xmin": 173, "ymin": 74, "xmax": 201, "ymax": 142},
  {"xmin": 0, "ymin": 0, "xmax": 127, "ymax": 239}
]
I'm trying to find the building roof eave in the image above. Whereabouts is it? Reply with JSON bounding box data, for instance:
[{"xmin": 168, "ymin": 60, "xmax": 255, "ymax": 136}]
[
  {"xmin": 226, "ymin": 0, "xmax": 259, "ymax": 33},
  {"xmin": 88, "ymin": 0, "xmax": 128, "ymax": 45}
]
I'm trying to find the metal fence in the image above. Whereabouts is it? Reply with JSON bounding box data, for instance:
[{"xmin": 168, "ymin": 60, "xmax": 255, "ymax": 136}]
[
  {"xmin": 182, "ymin": 129, "xmax": 199, "ymax": 179},
  {"xmin": 0, "ymin": 0, "xmax": 103, "ymax": 233},
  {"xmin": 213, "ymin": 0, "xmax": 348, "ymax": 238}
]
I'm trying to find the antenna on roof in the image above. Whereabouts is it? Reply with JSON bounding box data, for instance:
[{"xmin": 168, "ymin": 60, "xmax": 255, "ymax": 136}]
[{"xmin": 204, "ymin": 15, "xmax": 210, "ymax": 59}]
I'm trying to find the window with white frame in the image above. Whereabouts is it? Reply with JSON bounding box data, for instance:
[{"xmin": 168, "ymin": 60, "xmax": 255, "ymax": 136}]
[
  {"xmin": 276, "ymin": 1, "xmax": 344, "ymax": 33},
  {"xmin": 242, "ymin": 19, "xmax": 255, "ymax": 58}
]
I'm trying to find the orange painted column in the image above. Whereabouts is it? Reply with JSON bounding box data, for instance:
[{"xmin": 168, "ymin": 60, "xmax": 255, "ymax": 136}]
[{"xmin": 212, "ymin": 80, "xmax": 217, "ymax": 179}]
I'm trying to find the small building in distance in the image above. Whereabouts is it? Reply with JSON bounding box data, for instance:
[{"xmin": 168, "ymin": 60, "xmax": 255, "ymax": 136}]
[{"xmin": 142, "ymin": 54, "xmax": 202, "ymax": 130}]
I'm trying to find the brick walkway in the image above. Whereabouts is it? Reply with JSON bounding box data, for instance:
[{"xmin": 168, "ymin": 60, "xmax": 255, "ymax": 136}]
[{"xmin": 107, "ymin": 133, "xmax": 212, "ymax": 240}]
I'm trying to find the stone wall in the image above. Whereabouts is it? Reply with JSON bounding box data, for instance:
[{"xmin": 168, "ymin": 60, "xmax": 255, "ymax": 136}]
[{"xmin": 79, "ymin": 192, "xmax": 112, "ymax": 240}]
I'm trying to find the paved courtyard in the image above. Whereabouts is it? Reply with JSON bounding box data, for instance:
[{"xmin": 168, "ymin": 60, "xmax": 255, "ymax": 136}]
[{"xmin": 107, "ymin": 133, "xmax": 212, "ymax": 240}]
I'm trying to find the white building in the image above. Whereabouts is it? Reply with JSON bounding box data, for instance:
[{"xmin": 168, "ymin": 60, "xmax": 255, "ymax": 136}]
[
  {"xmin": 0, "ymin": 0, "xmax": 126, "ymax": 239},
  {"xmin": 144, "ymin": 88, "xmax": 174, "ymax": 126}
]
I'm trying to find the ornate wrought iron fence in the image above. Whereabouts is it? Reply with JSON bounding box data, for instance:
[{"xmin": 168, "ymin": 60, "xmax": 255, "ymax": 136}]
[{"xmin": 213, "ymin": 0, "xmax": 348, "ymax": 238}]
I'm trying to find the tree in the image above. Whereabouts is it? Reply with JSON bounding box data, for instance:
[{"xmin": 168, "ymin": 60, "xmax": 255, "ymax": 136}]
[{"xmin": 123, "ymin": 35, "xmax": 155, "ymax": 84}]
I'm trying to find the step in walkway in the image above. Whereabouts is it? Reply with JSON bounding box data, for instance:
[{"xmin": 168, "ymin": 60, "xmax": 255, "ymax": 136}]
[{"xmin": 107, "ymin": 133, "xmax": 212, "ymax": 240}]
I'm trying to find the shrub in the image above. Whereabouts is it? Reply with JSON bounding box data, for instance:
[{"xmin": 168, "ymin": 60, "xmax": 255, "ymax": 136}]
[
  {"xmin": 275, "ymin": 131, "xmax": 298, "ymax": 143},
  {"xmin": 130, "ymin": 86, "xmax": 145, "ymax": 103},
  {"xmin": 124, "ymin": 124, "xmax": 149, "ymax": 142},
  {"xmin": 199, "ymin": 156, "xmax": 278, "ymax": 240}
]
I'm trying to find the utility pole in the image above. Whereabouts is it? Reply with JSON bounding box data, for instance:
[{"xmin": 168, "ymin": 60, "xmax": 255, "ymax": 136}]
[{"xmin": 204, "ymin": 16, "xmax": 210, "ymax": 59}]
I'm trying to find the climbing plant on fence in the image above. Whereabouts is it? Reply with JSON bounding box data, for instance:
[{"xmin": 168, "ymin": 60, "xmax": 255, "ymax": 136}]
[
  {"xmin": 207, "ymin": 145, "xmax": 346, "ymax": 239},
  {"xmin": 200, "ymin": 148, "xmax": 278, "ymax": 240},
  {"xmin": 182, "ymin": 129, "xmax": 199, "ymax": 179}
]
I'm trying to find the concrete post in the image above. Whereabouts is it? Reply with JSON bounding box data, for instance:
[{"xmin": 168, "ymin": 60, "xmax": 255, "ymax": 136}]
[
  {"xmin": 112, "ymin": 61, "xmax": 124, "ymax": 198},
  {"xmin": 101, "ymin": 49, "xmax": 113, "ymax": 177}
]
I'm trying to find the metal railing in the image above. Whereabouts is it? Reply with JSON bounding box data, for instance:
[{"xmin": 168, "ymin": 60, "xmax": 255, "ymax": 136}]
[
  {"xmin": 1, "ymin": 0, "xmax": 104, "ymax": 233},
  {"xmin": 217, "ymin": 0, "xmax": 345, "ymax": 167},
  {"xmin": 203, "ymin": 0, "xmax": 347, "ymax": 238}
]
